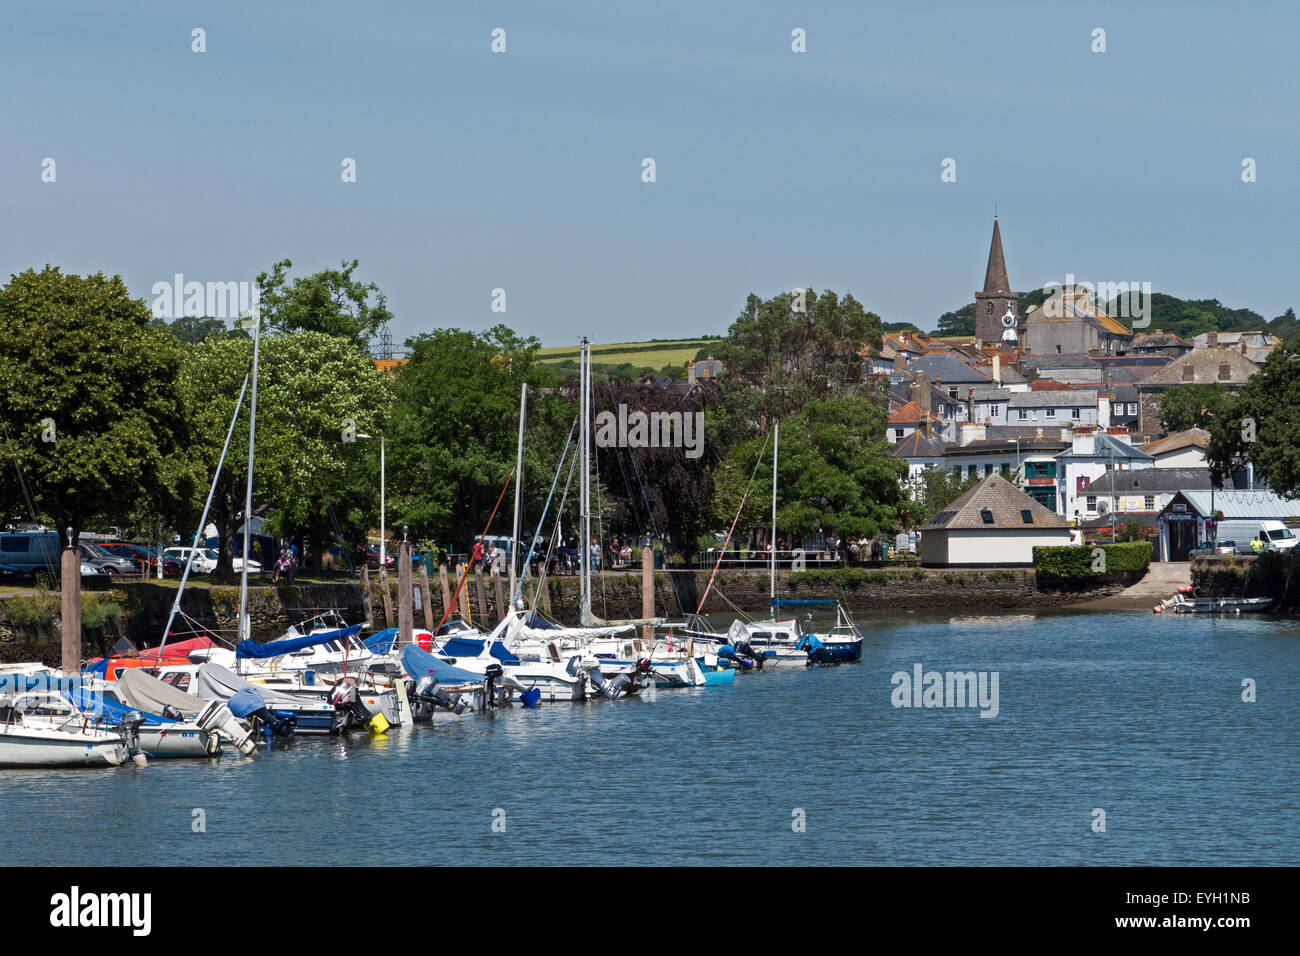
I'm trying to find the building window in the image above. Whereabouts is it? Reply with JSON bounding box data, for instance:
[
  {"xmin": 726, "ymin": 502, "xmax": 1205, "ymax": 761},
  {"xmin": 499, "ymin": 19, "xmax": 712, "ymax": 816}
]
[
  {"xmin": 985, "ymin": 463, "xmax": 993, "ymax": 476},
  {"xmin": 1046, "ymin": 408, "xmax": 1056, "ymax": 418},
  {"xmin": 1056, "ymin": 344, "xmax": 1062, "ymax": 354},
  {"xmin": 1129, "ymin": 403, "xmax": 1138, "ymax": 415},
  {"xmin": 1001, "ymin": 463, "xmax": 1010, "ymax": 476},
  {"xmin": 992, "ymin": 404, "xmax": 1001, "ymax": 417},
  {"xmin": 894, "ymin": 428, "xmax": 904, "ymax": 440},
  {"xmin": 1086, "ymin": 495, "xmax": 1096, "ymax": 511},
  {"xmin": 1072, "ymin": 407, "xmax": 1081, "ymax": 419},
  {"xmin": 1018, "ymin": 409, "xmax": 1029, "ymax": 421},
  {"xmin": 1145, "ymin": 495, "xmax": 1155, "ymax": 510}
]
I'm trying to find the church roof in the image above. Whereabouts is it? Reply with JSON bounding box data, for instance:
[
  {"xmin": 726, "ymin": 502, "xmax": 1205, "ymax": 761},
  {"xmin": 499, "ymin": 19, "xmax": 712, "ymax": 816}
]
[{"xmin": 982, "ymin": 218, "xmax": 1011, "ymax": 294}]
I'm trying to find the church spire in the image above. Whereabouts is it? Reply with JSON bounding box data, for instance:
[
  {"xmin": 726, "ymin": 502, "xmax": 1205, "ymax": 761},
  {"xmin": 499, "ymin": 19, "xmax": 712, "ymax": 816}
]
[{"xmin": 982, "ymin": 216, "xmax": 1011, "ymax": 294}]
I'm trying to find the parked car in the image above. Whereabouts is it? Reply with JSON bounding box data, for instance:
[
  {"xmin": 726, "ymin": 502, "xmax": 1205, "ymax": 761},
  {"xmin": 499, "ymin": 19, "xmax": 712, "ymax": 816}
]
[
  {"xmin": 99, "ymin": 542, "xmax": 182, "ymax": 576},
  {"xmin": 78, "ymin": 542, "xmax": 138, "ymax": 575},
  {"xmin": 163, "ymin": 547, "xmax": 218, "ymax": 574},
  {"xmin": 356, "ymin": 543, "xmax": 395, "ymax": 570},
  {"xmin": 0, "ymin": 531, "xmax": 62, "ymax": 583}
]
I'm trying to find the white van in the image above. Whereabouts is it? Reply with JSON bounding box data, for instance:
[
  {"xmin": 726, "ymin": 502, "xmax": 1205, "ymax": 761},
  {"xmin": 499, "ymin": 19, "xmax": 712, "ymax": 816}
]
[{"xmin": 1214, "ymin": 519, "xmax": 1298, "ymax": 552}]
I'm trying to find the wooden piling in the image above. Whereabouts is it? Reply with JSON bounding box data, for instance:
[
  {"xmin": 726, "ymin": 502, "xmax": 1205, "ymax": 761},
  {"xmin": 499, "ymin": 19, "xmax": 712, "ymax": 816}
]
[
  {"xmin": 379, "ymin": 567, "xmax": 394, "ymax": 626},
  {"xmin": 439, "ymin": 563, "xmax": 453, "ymax": 615},
  {"xmin": 641, "ymin": 545, "xmax": 654, "ymax": 642},
  {"xmin": 398, "ymin": 542, "xmax": 413, "ymax": 647},
  {"xmin": 493, "ymin": 573, "xmax": 506, "ymax": 620},
  {"xmin": 60, "ymin": 547, "xmax": 81, "ymax": 675},
  {"xmin": 419, "ymin": 563, "xmax": 435, "ymax": 630},
  {"xmin": 475, "ymin": 569, "xmax": 490, "ymax": 623},
  {"xmin": 360, "ymin": 566, "xmax": 375, "ymax": 626}
]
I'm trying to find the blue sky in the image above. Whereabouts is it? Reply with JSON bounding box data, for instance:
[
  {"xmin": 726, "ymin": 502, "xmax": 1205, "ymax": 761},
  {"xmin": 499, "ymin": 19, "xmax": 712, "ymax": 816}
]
[{"xmin": 3, "ymin": 1, "xmax": 1297, "ymax": 347}]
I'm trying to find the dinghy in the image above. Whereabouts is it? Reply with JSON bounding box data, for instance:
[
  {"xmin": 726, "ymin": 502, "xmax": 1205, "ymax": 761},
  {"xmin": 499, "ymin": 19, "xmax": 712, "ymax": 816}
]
[{"xmin": 0, "ymin": 693, "xmax": 131, "ymax": 768}]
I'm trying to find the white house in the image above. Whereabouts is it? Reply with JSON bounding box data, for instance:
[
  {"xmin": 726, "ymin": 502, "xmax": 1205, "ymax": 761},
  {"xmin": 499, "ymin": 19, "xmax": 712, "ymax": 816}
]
[
  {"xmin": 919, "ymin": 474, "xmax": 1073, "ymax": 567},
  {"xmin": 1008, "ymin": 389, "xmax": 1100, "ymax": 427},
  {"xmin": 1054, "ymin": 427, "xmax": 1154, "ymax": 522},
  {"xmin": 1139, "ymin": 427, "xmax": 1210, "ymax": 469}
]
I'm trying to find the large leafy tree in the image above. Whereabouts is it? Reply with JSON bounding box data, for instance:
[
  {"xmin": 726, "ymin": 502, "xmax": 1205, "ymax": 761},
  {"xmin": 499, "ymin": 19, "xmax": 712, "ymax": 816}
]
[
  {"xmin": 709, "ymin": 396, "xmax": 906, "ymax": 547},
  {"xmin": 256, "ymin": 258, "xmax": 393, "ymax": 349},
  {"xmin": 1206, "ymin": 340, "xmax": 1300, "ymax": 495},
  {"xmin": 1159, "ymin": 382, "xmax": 1233, "ymax": 433},
  {"xmin": 177, "ymin": 331, "xmax": 389, "ymax": 574},
  {"xmin": 588, "ymin": 379, "xmax": 722, "ymax": 562},
  {"xmin": 386, "ymin": 325, "xmax": 563, "ymax": 552},
  {"xmin": 0, "ymin": 267, "xmax": 188, "ymax": 546},
  {"xmin": 710, "ymin": 289, "xmax": 882, "ymax": 429}
]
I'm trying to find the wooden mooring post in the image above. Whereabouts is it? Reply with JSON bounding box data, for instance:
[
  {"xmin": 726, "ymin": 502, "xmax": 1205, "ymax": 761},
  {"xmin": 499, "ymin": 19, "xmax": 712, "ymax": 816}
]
[
  {"xmin": 61, "ymin": 545, "xmax": 81, "ymax": 675},
  {"xmin": 641, "ymin": 545, "xmax": 655, "ymax": 642},
  {"xmin": 359, "ymin": 566, "xmax": 376, "ymax": 626},
  {"xmin": 439, "ymin": 564, "xmax": 453, "ymax": 616},
  {"xmin": 474, "ymin": 568, "xmax": 490, "ymax": 623},
  {"xmin": 398, "ymin": 542, "xmax": 413, "ymax": 646},
  {"xmin": 418, "ymin": 563, "xmax": 435, "ymax": 630},
  {"xmin": 379, "ymin": 568, "xmax": 395, "ymax": 627}
]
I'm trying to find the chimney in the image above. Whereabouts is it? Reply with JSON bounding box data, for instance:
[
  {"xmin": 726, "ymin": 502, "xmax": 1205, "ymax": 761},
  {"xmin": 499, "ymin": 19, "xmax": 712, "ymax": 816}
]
[
  {"xmin": 1240, "ymin": 340, "xmax": 1248, "ymax": 356},
  {"xmin": 1218, "ymin": 362, "xmax": 1231, "ymax": 381},
  {"xmin": 968, "ymin": 387, "xmax": 975, "ymax": 423},
  {"xmin": 993, "ymin": 354, "xmax": 1001, "ymax": 385},
  {"xmin": 1182, "ymin": 364, "xmax": 1195, "ymax": 382},
  {"xmin": 1206, "ymin": 331, "xmax": 1217, "ymax": 347},
  {"xmin": 894, "ymin": 351, "xmax": 906, "ymax": 372},
  {"xmin": 914, "ymin": 371, "xmax": 931, "ymax": 414},
  {"xmin": 1098, "ymin": 393, "xmax": 1111, "ymax": 428},
  {"xmin": 959, "ymin": 422, "xmax": 986, "ymax": 445}
]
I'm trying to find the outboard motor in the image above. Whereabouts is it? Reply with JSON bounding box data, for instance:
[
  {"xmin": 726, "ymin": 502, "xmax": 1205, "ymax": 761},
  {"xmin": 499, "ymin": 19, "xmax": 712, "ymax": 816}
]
[
  {"xmin": 330, "ymin": 678, "xmax": 370, "ymax": 731},
  {"xmin": 734, "ymin": 642, "xmax": 764, "ymax": 670},
  {"xmin": 227, "ymin": 686, "xmax": 295, "ymax": 738},
  {"xmin": 194, "ymin": 698, "xmax": 259, "ymax": 755},
  {"xmin": 161, "ymin": 704, "xmax": 184, "ymax": 722},
  {"xmin": 586, "ymin": 665, "xmax": 640, "ymax": 701},
  {"xmin": 410, "ymin": 674, "xmax": 468, "ymax": 716},
  {"xmin": 116, "ymin": 710, "xmax": 148, "ymax": 768},
  {"xmin": 483, "ymin": 663, "xmax": 503, "ymax": 710}
]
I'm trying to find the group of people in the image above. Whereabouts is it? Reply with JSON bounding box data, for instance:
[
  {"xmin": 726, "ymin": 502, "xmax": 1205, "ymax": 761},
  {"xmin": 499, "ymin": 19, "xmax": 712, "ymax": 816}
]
[{"xmin": 464, "ymin": 536, "xmax": 643, "ymax": 577}]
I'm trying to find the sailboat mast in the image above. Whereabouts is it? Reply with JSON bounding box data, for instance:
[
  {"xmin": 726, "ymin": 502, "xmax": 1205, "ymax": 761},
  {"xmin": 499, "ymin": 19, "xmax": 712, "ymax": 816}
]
[
  {"xmin": 509, "ymin": 382, "xmax": 527, "ymax": 607},
  {"xmin": 238, "ymin": 305, "xmax": 262, "ymax": 645},
  {"xmin": 770, "ymin": 419, "xmax": 779, "ymax": 603},
  {"xmin": 579, "ymin": 338, "xmax": 590, "ymax": 620}
]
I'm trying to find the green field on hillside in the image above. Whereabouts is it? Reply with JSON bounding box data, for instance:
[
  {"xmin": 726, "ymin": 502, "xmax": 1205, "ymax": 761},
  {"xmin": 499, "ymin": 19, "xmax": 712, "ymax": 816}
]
[{"xmin": 538, "ymin": 338, "xmax": 717, "ymax": 371}]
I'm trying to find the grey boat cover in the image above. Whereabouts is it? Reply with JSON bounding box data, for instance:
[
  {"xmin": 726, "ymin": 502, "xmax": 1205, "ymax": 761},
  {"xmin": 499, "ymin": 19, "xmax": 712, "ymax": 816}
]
[
  {"xmin": 117, "ymin": 668, "xmax": 208, "ymax": 719},
  {"xmin": 196, "ymin": 662, "xmax": 326, "ymax": 709}
]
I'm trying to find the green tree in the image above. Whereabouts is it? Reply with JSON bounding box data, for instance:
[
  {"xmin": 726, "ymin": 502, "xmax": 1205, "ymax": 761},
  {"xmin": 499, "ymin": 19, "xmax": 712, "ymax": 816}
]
[
  {"xmin": 176, "ymin": 331, "xmax": 389, "ymax": 574},
  {"xmin": 256, "ymin": 258, "xmax": 393, "ymax": 349},
  {"xmin": 386, "ymin": 325, "xmax": 562, "ymax": 552},
  {"xmin": 710, "ymin": 396, "xmax": 906, "ymax": 546},
  {"xmin": 1159, "ymin": 382, "xmax": 1233, "ymax": 432},
  {"xmin": 711, "ymin": 288, "xmax": 882, "ymax": 429},
  {"xmin": 0, "ymin": 267, "xmax": 188, "ymax": 546},
  {"xmin": 151, "ymin": 314, "xmax": 240, "ymax": 344},
  {"xmin": 901, "ymin": 468, "xmax": 982, "ymax": 526},
  {"xmin": 1206, "ymin": 340, "xmax": 1300, "ymax": 495}
]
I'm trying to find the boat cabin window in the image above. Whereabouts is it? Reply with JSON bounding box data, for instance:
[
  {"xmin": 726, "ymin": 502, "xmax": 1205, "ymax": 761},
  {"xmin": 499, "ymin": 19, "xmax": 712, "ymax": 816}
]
[
  {"xmin": 162, "ymin": 672, "xmax": 191, "ymax": 692},
  {"xmin": 750, "ymin": 631, "xmax": 772, "ymax": 641}
]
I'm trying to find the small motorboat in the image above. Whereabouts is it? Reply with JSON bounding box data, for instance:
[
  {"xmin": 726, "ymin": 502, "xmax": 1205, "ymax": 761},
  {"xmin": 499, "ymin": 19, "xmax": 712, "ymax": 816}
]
[
  {"xmin": 1157, "ymin": 593, "xmax": 1277, "ymax": 614},
  {"xmin": 0, "ymin": 693, "xmax": 132, "ymax": 768},
  {"xmin": 116, "ymin": 669, "xmax": 259, "ymax": 754}
]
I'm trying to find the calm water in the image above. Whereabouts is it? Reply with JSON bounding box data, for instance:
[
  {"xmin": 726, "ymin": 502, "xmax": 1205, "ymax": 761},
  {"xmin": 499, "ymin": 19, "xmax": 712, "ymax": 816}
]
[{"xmin": 3, "ymin": 609, "xmax": 1297, "ymax": 866}]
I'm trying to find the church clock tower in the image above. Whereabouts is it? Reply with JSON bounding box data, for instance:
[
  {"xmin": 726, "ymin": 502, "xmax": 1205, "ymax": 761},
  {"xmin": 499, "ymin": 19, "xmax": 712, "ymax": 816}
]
[{"xmin": 974, "ymin": 217, "xmax": 1018, "ymax": 345}]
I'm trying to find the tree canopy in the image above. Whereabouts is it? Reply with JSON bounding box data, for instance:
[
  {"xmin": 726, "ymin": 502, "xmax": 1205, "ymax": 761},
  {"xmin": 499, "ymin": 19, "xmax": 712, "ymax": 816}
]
[
  {"xmin": 1206, "ymin": 340, "xmax": 1300, "ymax": 496},
  {"xmin": 0, "ymin": 267, "xmax": 189, "ymax": 546},
  {"xmin": 256, "ymin": 258, "xmax": 393, "ymax": 349}
]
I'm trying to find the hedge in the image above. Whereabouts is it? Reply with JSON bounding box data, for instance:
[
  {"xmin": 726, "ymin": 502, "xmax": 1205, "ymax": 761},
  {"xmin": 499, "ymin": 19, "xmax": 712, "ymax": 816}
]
[{"xmin": 1032, "ymin": 541, "xmax": 1152, "ymax": 579}]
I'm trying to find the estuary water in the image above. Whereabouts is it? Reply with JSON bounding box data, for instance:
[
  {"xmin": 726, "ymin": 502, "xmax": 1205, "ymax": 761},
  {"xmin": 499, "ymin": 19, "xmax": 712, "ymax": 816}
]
[{"xmin": 2, "ymin": 609, "xmax": 1297, "ymax": 866}]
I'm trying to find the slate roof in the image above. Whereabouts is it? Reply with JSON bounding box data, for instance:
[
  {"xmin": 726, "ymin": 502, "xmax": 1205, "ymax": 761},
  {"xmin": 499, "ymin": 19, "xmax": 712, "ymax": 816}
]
[
  {"xmin": 889, "ymin": 432, "xmax": 949, "ymax": 458},
  {"xmin": 1138, "ymin": 347, "xmax": 1258, "ymax": 388},
  {"xmin": 1009, "ymin": 389, "xmax": 1101, "ymax": 407},
  {"xmin": 922, "ymin": 475, "xmax": 1068, "ymax": 530},
  {"xmin": 1079, "ymin": 467, "xmax": 1214, "ymax": 494},
  {"xmin": 907, "ymin": 352, "xmax": 992, "ymax": 385},
  {"xmin": 1055, "ymin": 431, "xmax": 1154, "ymax": 461}
]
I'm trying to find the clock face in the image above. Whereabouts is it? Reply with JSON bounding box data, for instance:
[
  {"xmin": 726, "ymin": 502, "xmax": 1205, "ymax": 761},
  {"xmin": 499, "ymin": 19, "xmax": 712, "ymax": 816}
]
[{"xmin": 1001, "ymin": 312, "xmax": 1016, "ymax": 328}]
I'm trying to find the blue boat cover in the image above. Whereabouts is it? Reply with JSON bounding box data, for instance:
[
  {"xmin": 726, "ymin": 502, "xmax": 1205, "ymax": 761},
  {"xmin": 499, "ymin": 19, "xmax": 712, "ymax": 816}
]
[
  {"xmin": 795, "ymin": 634, "xmax": 825, "ymax": 653},
  {"xmin": 82, "ymin": 659, "xmax": 109, "ymax": 679},
  {"xmin": 65, "ymin": 686, "xmax": 167, "ymax": 726},
  {"xmin": 401, "ymin": 644, "xmax": 483, "ymax": 684},
  {"xmin": 440, "ymin": 636, "xmax": 486, "ymax": 658},
  {"xmin": 717, "ymin": 644, "xmax": 736, "ymax": 659},
  {"xmin": 364, "ymin": 628, "xmax": 399, "ymax": 655},
  {"xmin": 523, "ymin": 613, "xmax": 561, "ymax": 630},
  {"xmin": 235, "ymin": 624, "xmax": 361, "ymax": 659},
  {"xmin": 227, "ymin": 686, "xmax": 266, "ymax": 718},
  {"xmin": 489, "ymin": 641, "xmax": 522, "ymax": 666}
]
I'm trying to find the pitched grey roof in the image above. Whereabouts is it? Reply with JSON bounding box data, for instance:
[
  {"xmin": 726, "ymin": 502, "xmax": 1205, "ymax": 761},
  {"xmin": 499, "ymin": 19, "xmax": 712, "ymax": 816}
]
[
  {"xmin": 969, "ymin": 385, "xmax": 1014, "ymax": 401},
  {"xmin": 1009, "ymin": 389, "xmax": 1100, "ymax": 407},
  {"xmin": 1079, "ymin": 467, "xmax": 1214, "ymax": 494},
  {"xmin": 1055, "ymin": 432, "xmax": 1154, "ymax": 461},
  {"xmin": 908, "ymin": 352, "xmax": 992, "ymax": 384},
  {"xmin": 1024, "ymin": 354, "xmax": 1103, "ymax": 369},
  {"xmin": 1137, "ymin": 347, "xmax": 1258, "ymax": 388},
  {"xmin": 922, "ymin": 475, "xmax": 1068, "ymax": 530},
  {"xmin": 888, "ymin": 432, "xmax": 950, "ymax": 459}
]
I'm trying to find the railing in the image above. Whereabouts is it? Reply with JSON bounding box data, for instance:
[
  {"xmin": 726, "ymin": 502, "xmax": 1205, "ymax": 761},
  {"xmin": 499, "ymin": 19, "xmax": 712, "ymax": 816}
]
[{"xmin": 695, "ymin": 549, "xmax": 848, "ymax": 570}]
